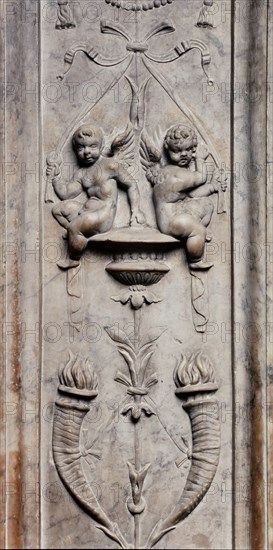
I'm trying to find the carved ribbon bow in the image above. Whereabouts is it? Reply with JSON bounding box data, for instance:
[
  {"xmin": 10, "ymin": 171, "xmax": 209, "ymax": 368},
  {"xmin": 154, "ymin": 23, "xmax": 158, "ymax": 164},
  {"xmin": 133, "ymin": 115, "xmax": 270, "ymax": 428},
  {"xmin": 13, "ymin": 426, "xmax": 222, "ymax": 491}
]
[{"xmin": 58, "ymin": 19, "xmax": 212, "ymax": 84}]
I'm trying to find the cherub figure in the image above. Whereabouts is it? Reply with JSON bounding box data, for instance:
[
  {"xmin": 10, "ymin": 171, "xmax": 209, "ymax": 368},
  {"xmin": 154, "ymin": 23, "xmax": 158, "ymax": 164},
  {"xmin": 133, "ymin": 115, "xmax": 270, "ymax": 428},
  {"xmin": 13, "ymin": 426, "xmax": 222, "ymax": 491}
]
[
  {"xmin": 140, "ymin": 124, "xmax": 227, "ymax": 269},
  {"xmin": 47, "ymin": 123, "xmax": 145, "ymax": 268}
]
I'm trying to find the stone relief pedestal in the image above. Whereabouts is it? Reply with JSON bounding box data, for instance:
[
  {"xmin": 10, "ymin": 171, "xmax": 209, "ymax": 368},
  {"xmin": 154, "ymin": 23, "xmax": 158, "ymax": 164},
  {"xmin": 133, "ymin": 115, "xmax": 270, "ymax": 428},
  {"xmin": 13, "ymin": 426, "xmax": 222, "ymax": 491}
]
[{"xmin": 0, "ymin": 1, "xmax": 272, "ymax": 549}]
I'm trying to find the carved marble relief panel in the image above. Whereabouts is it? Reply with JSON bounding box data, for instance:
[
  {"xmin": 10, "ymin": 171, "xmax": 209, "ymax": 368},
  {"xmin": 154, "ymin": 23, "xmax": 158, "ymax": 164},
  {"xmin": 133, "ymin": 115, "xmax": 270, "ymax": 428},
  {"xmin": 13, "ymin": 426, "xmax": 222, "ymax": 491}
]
[{"xmin": 41, "ymin": 1, "xmax": 232, "ymax": 547}]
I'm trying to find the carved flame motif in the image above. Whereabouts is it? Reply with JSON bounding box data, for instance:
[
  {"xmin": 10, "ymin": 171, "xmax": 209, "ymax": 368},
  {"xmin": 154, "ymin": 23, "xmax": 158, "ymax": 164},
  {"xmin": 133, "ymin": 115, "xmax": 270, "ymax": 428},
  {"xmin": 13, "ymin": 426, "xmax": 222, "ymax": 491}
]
[
  {"xmin": 58, "ymin": 350, "xmax": 98, "ymax": 397},
  {"xmin": 53, "ymin": 353, "xmax": 131, "ymax": 549},
  {"xmin": 144, "ymin": 352, "xmax": 220, "ymax": 548},
  {"xmin": 174, "ymin": 351, "xmax": 216, "ymax": 388},
  {"xmin": 50, "ymin": 0, "xmax": 226, "ymax": 543},
  {"xmin": 53, "ymin": 347, "xmax": 220, "ymax": 548}
]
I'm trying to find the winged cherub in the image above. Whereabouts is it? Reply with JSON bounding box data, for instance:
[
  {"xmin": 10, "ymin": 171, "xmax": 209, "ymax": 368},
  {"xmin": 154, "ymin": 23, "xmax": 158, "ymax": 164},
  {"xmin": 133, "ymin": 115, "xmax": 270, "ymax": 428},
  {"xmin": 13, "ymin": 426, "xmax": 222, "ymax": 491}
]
[
  {"xmin": 47, "ymin": 123, "xmax": 145, "ymax": 268},
  {"xmin": 140, "ymin": 124, "xmax": 226, "ymax": 269}
]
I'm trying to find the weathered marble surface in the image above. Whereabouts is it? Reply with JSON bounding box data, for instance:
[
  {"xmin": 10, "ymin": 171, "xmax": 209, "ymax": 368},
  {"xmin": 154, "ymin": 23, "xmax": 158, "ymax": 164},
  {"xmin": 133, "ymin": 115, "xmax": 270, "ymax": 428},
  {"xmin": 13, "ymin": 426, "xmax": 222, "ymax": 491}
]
[
  {"xmin": 42, "ymin": 1, "xmax": 231, "ymax": 548},
  {"xmin": 0, "ymin": 1, "xmax": 271, "ymax": 549}
]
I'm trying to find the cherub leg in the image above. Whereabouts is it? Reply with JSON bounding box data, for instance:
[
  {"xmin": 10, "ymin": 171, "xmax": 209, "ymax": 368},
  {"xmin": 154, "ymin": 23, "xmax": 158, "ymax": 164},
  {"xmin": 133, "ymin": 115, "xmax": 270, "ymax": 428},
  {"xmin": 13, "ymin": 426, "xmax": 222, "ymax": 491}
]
[
  {"xmin": 67, "ymin": 212, "xmax": 101, "ymax": 261},
  {"xmin": 172, "ymin": 214, "xmax": 213, "ymax": 270},
  {"xmin": 199, "ymin": 200, "xmax": 214, "ymax": 243},
  {"xmin": 52, "ymin": 200, "xmax": 82, "ymax": 229},
  {"xmin": 199, "ymin": 199, "xmax": 214, "ymax": 228}
]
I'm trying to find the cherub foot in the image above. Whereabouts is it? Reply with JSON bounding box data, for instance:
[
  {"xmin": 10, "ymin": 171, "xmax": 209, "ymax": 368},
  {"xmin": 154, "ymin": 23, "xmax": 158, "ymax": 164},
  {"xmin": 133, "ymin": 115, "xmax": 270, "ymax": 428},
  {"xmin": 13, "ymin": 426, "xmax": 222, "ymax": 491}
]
[
  {"xmin": 206, "ymin": 229, "xmax": 213, "ymax": 242},
  {"xmin": 57, "ymin": 258, "xmax": 80, "ymax": 270},
  {"xmin": 189, "ymin": 260, "xmax": 214, "ymax": 271}
]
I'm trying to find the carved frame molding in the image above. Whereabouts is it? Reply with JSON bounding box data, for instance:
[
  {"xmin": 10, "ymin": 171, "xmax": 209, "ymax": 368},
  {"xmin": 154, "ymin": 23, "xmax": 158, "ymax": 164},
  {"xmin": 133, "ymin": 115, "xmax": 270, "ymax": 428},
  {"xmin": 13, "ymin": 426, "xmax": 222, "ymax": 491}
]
[{"xmin": 0, "ymin": 1, "xmax": 272, "ymax": 548}]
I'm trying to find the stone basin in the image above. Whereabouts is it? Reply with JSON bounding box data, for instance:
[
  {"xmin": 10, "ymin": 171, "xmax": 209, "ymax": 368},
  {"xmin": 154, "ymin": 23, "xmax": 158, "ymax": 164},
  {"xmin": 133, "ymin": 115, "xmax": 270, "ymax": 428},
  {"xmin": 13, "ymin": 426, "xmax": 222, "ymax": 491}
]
[{"xmin": 89, "ymin": 227, "xmax": 179, "ymax": 286}]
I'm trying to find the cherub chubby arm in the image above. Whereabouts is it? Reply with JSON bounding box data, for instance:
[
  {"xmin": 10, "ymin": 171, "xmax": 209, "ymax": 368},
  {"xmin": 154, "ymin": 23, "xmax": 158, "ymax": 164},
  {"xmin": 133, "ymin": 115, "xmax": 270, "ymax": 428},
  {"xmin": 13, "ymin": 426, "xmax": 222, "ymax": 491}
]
[
  {"xmin": 191, "ymin": 143, "xmax": 208, "ymax": 187},
  {"xmin": 189, "ymin": 167, "xmax": 228, "ymax": 198},
  {"xmin": 46, "ymin": 162, "xmax": 84, "ymax": 200},
  {"xmin": 52, "ymin": 176, "xmax": 83, "ymax": 200},
  {"xmin": 115, "ymin": 161, "xmax": 145, "ymax": 225}
]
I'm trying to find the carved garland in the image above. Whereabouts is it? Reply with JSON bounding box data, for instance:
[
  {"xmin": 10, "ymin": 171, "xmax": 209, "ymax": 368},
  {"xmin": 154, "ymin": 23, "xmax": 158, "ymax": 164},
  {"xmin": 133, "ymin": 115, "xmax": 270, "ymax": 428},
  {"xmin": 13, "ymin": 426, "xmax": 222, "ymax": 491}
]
[{"xmin": 105, "ymin": 0, "xmax": 175, "ymax": 10}]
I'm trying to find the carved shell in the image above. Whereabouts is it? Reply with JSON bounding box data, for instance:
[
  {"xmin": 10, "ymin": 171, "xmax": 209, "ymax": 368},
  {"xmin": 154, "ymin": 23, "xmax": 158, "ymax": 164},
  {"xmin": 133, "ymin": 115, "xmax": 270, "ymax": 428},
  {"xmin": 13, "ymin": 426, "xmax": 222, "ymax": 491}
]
[
  {"xmin": 105, "ymin": 0, "xmax": 175, "ymax": 10},
  {"xmin": 59, "ymin": 351, "xmax": 98, "ymax": 397}
]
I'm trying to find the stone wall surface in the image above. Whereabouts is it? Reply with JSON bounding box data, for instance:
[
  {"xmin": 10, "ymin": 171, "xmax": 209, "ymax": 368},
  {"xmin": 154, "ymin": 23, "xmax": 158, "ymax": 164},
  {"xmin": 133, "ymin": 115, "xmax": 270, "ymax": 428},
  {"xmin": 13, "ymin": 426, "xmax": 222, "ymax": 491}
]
[{"xmin": 0, "ymin": 1, "xmax": 272, "ymax": 549}]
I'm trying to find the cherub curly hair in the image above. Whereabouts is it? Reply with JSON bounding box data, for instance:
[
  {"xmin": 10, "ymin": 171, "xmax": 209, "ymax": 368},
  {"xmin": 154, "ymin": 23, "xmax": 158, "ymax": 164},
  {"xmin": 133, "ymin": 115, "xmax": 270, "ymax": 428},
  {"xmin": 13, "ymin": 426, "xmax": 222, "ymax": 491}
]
[
  {"xmin": 72, "ymin": 124, "xmax": 104, "ymax": 151},
  {"xmin": 164, "ymin": 124, "xmax": 198, "ymax": 151}
]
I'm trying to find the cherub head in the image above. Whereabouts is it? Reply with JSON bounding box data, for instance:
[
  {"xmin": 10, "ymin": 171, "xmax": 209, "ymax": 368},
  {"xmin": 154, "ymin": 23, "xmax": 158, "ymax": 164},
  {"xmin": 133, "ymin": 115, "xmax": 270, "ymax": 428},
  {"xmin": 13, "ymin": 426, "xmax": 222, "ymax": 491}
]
[
  {"xmin": 164, "ymin": 124, "xmax": 197, "ymax": 167},
  {"xmin": 72, "ymin": 124, "xmax": 104, "ymax": 166}
]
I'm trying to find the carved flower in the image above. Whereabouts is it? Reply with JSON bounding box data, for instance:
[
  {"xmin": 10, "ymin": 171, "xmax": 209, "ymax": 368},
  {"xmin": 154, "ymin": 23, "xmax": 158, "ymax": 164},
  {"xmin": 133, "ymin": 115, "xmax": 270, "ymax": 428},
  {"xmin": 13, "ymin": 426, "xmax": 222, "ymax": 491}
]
[
  {"xmin": 112, "ymin": 285, "xmax": 162, "ymax": 310},
  {"xmin": 127, "ymin": 462, "xmax": 150, "ymax": 514},
  {"xmin": 121, "ymin": 401, "xmax": 155, "ymax": 421}
]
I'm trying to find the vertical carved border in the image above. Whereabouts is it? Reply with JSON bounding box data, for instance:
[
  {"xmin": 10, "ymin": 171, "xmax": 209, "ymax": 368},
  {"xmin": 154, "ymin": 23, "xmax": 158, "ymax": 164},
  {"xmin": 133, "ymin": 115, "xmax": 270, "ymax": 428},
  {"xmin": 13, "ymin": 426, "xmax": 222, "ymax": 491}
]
[
  {"xmin": 0, "ymin": 2, "xmax": 271, "ymax": 549},
  {"xmin": 233, "ymin": 1, "xmax": 269, "ymax": 548},
  {"xmin": 2, "ymin": 1, "xmax": 41, "ymax": 548},
  {"xmin": 0, "ymin": 0, "xmax": 5, "ymax": 547},
  {"xmin": 267, "ymin": 0, "xmax": 273, "ymax": 545}
]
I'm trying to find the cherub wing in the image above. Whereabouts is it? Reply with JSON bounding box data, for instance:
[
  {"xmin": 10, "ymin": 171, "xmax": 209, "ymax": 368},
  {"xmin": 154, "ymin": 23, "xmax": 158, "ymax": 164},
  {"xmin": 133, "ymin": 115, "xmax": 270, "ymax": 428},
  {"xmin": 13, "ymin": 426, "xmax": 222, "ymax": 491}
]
[
  {"xmin": 140, "ymin": 130, "xmax": 162, "ymax": 185},
  {"xmin": 108, "ymin": 123, "xmax": 135, "ymax": 164},
  {"xmin": 140, "ymin": 130, "xmax": 162, "ymax": 171}
]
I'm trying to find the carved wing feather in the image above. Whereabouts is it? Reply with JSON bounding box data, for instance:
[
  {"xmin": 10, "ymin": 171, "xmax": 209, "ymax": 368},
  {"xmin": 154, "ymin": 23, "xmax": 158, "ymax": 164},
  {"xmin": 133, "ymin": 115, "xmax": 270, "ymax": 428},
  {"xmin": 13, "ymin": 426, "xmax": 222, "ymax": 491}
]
[
  {"xmin": 140, "ymin": 131, "xmax": 162, "ymax": 172},
  {"xmin": 110, "ymin": 123, "xmax": 135, "ymax": 164},
  {"xmin": 140, "ymin": 131, "xmax": 163, "ymax": 186}
]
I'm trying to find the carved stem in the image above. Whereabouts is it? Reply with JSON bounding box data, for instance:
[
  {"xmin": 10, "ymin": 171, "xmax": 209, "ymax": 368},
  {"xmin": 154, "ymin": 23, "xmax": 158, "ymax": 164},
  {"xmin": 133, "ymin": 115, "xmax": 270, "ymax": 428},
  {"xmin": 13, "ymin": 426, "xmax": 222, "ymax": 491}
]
[
  {"xmin": 145, "ymin": 396, "xmax": 220, "ymax": 548},
  {"xmin": 134, "ymin": 308, "xmax": 141, "ymax": 351},
  {"xmin": 135, "ymin": 10, "xmax": 140, "ymax": 90},
  {"xmin": 134, "ymin": 423, "xmax": 141, "ymax": 549},
  {"xmin": 134, "ymin": 307, "xmax": 142, "ymax": 549}
]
